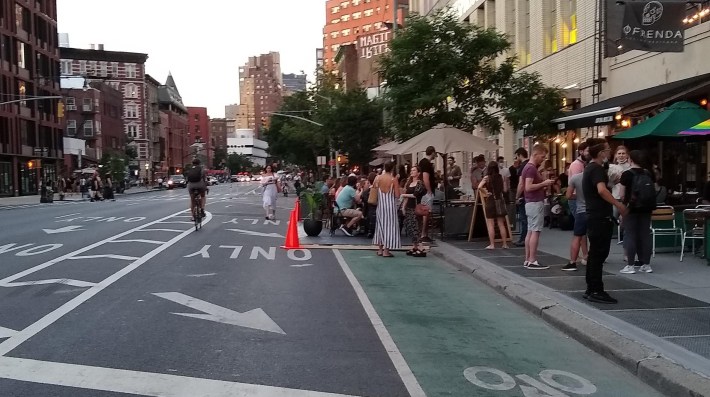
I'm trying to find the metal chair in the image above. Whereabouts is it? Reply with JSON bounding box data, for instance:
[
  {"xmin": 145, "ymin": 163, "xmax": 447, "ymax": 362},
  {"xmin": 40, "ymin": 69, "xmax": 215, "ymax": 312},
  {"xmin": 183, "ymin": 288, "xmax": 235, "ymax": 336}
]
[
  {"xmin": 650, "ymin": 205, "xmax": 683, "ymax": 257},
  {"xmin": 681, "ymin": 209, "xmax": 708, "ymax": 261}
]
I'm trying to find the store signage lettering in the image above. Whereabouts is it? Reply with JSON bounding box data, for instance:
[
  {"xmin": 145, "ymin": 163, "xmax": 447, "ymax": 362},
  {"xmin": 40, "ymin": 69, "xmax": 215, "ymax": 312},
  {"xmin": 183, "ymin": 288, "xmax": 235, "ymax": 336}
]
[
  {"xmin": 620, "ymin": 1, "xmax": 685, "ymax": 52},
  {"xmin": 595, "ymin": 116, "xmax": 614, "ymax": 124},
  {"xmin": 359, "ymin": 31, "xmax": 391, "ymax": 59}
]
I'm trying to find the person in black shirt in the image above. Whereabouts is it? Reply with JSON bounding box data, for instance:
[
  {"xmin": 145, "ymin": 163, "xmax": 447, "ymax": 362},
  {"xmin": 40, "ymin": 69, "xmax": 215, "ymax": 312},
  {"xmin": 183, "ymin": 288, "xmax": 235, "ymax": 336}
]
[
  {"xmin": 618, "ymin": 150, "xmax": 655, "ymax": 274},
  {"xmin": 513, "ymin": 148, "xmax": 530, "ymax": 247},
  {"xmin": 582, "ymin": 139, "xmax": 627, "ymax": 304},
  {"xmin": 418, "ymin": 146, "xmax": 437, "ymax": 242}
]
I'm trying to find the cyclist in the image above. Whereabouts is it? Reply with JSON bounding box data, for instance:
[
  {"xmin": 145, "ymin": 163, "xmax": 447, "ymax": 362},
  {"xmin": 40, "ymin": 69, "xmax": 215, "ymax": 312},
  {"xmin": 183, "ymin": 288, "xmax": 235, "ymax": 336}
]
[{"xmin": 186, "ymin": 158, "xmax": 207, "ymax": 220}]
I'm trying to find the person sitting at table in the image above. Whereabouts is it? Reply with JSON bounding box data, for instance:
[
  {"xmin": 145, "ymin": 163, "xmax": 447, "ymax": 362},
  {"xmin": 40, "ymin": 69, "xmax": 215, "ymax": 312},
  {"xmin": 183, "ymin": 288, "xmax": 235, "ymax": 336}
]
[{"xmin": 336, "ymin": 175, "xmax": 364, "ymax": 236}]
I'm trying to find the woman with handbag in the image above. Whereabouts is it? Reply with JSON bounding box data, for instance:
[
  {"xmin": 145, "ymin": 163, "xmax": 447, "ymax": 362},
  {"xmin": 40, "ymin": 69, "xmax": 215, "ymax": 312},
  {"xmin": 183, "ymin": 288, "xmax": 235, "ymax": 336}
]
[
  {"xmin": 478, "ymin": 161, "xmax": 509, "ymax": 250},
  {"xmin": 372, "ymin": 162, "xmax": 401, "ymax": 257},
  {"xmin": 400, "ymin": 165, "xmax": 427, "ymax": 257}
]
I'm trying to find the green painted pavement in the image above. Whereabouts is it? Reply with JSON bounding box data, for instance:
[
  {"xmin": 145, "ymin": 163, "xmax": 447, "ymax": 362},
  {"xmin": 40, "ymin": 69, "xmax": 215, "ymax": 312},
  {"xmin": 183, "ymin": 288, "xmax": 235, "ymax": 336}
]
[{"xmin": 341, "ymin": 250, "xmax": 666, "ymax": 397}]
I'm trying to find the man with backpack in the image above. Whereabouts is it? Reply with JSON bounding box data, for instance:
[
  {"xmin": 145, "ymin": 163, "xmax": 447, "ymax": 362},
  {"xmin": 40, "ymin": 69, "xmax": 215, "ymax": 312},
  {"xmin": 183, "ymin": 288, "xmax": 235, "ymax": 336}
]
[
  {"xmin": 186, "ymin": 158, "xmax": 208, "ymax": 219},
  {"xmin": 618, "ymin": 150, "xmax": 657, "ymax": 274}
]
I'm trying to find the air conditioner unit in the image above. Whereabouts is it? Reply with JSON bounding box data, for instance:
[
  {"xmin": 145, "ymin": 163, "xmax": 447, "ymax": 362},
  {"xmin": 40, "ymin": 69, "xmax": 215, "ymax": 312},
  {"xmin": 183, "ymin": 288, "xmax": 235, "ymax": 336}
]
[{"xmin": 67, "ymin": 105, "xmax": 76, "ymax": 110}]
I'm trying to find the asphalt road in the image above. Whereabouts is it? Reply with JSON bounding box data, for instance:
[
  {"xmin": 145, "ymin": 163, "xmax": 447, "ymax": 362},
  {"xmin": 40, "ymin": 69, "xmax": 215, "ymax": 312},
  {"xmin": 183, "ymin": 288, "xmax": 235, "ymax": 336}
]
[{"xmin": 0, "ymin": 183, "xmax": 668, "ymax": 396}]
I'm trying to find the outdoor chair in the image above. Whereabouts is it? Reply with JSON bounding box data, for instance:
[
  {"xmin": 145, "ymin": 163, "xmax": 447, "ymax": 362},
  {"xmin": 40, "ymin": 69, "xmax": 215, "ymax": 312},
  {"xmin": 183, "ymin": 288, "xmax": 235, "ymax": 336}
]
[
  {"xmin": 650, "ymin": 205, "xmax": 683, "ymax": 257},
  {"xmin": 681, "ymin": 209, "xmax": 707, "ymax": 261}
]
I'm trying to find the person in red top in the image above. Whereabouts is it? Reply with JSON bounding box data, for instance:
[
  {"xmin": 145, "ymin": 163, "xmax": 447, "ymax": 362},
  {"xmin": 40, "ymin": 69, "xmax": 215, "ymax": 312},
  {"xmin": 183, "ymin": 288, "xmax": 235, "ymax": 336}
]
[{"xmin": 522, "ymin": 144, "xmax": 554, "ymax": 269}]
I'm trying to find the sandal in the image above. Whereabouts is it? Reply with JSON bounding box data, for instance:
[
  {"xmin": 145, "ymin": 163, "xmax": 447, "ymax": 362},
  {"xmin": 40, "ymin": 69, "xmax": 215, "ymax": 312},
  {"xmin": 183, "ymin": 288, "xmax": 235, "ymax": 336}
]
[
  {"xmin": 376, "ymin": 251, "xmax": 383, "ymax": 256},
  {"xmin": 382, "ymin": 253, "xmax": 394, "ymax": 258},
  {"xmin": 485, "ymin": 245, "xmax": 495, "ymax": 250},
  {"xmin": 406, "ymin": 249, "xmax": 416, "ymax": 256},
  {"xmin": 412, "ymin": 250, "xmax": 427, "ymax": 257}
]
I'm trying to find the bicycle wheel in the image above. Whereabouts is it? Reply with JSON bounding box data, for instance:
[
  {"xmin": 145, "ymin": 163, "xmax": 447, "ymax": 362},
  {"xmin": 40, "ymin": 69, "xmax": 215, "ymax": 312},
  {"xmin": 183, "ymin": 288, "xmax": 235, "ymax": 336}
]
[{"xmin": 192, "ymin": 194, "xmax": 202, "ymax": 231}]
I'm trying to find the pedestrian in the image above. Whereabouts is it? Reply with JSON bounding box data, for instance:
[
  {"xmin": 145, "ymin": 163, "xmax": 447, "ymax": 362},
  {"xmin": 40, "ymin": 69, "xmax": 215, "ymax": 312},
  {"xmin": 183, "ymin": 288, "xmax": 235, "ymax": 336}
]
[
  {"xmin": 609, "ymin": 145, "xmax": 631, "ymax": 244},
  {"xmin": 372, "ymin": 162, "xmax": 401, "ymax": 257},
  {"xmin": 513, "ymin": 148, "xmax": 530, "ymax": 247},
  {"xmin": 400, "ymin": 165, "xmax": 426, "ymax": 257},
  {"xmin": 567, "ymin": 141, "xmax": 589, "ymax": 219},
  {"xmin": 363, "ymin": 172, "xmax": 378, "ymax": 238},
  {"xmin": 582, "ymin": 139, "xmax": 628, "ymax": 304},
  {"xmin": 521, "ymin": 144, "xmax": 554, "ymax": 269},
  {"xmin": 261, "ymin": 165, "xmax": 280, "ymax": 220},
  {"xmin": 478, "ymin": 161, "xmax": 509, "ymax": 250},
  {"xmin": 564, "ymin": 161, "xmax": 589, "ymax": 271},
  {"xmin": 418, "ymin": 146, "xmax": 437, "ymax": 243},
  {"xmin": 58, "ymin": 176, "xmax": 66, "ymax": 201},
  {"xmin": 447, "ymin": 156, "xmax": 462, "ymax": 189},
  {"xmin": 618, "ymin": 150, "xmax": 656, "ymax": 274}
]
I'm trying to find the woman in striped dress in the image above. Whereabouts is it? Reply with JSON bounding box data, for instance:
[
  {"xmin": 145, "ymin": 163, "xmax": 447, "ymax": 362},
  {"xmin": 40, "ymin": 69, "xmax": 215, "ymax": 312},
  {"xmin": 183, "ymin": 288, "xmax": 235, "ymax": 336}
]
[{"xmin": 373, "ymin": 162, "xmax": 401, "ymax": 257}]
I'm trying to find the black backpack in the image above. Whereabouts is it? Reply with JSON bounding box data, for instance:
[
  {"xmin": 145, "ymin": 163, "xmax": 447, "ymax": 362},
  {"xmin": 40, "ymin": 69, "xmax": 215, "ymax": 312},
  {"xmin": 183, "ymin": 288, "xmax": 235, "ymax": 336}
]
[
  {"xmin": 629, "ymin": 170, "xmax": 657, "ymax": 211},
  {"xmin": 186, "ymin": 166, "xmax": 203, "ymax": 183}
]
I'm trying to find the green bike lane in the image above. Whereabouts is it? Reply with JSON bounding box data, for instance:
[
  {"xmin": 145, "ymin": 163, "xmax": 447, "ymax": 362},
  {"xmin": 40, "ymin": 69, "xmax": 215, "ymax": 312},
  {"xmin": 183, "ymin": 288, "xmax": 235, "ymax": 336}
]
[{"xmin": 339, "ymin": 250, "xmax": 666, "ymax": 397}]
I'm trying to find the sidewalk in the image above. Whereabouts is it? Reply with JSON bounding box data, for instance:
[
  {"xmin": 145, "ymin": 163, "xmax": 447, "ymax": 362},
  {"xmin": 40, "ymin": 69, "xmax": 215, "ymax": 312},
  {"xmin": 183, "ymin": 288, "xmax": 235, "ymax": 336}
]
[
  {"xmin": 435, "ymin": 228, "xmax": 710, "ymax": 396},
  {"xmin": 0, "ymin": 187, "xmax": 158, "ymax": 207}
]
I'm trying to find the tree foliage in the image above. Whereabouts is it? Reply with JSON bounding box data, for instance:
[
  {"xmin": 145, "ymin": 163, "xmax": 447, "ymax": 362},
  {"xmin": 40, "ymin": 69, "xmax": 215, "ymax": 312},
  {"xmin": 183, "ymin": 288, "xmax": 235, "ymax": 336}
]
[
  {"xmin": 99, "ymin": 150, "xmax": 127, "ymax": 181},
  {"xmin": 212, "ymin": 147, "xmax": 228, "ymax": 169},
  {"xmin": 379, "ymin": 9, "xmax": 563, "ymax": 140},
  {"xmin": 265, "ymin": 74, "xmax": 384, "ymax": 168},
  {"xmin": 225, "ymin": 153, "xmax": 254, "ymax": 174}
]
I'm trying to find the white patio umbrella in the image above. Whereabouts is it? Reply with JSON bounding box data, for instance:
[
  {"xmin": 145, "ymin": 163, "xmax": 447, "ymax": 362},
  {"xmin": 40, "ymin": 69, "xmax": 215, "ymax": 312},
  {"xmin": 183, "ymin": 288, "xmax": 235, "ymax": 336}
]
[
  {"xmin": 372, "ymin": 140, "xmax": 401, "ymax": 152},
  {"xmin": 387, "ymin": 124, "xmax": 500, "ymax": 155}
]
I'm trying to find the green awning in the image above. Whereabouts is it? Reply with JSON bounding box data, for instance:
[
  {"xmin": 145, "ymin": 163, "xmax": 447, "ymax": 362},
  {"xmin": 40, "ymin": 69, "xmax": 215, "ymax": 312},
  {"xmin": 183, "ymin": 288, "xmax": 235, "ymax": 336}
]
[{"xmin": 614, "ymin": 101, "xmax": 710, "ymax": 139}]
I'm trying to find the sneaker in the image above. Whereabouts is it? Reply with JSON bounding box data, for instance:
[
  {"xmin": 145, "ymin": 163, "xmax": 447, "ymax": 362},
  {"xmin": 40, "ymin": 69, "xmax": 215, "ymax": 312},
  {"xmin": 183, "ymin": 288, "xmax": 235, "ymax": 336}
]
[
  {"xmin": 526, "ymin": 261, "xmax": 549, "ymax": 270},
  {"xmin": 620, "ymin": 265, "xmax": 636, "ymax": 274},
  {"xmin": 523, "ymin": 260, "xmax": 530, "ymax": 267},
  {"xmin": 617, "ymin": 240, "xmax": 624, "ymax": 245},
  {"xmin": 579, "ymin": 258, "xmax": 587, "ymax": 266},
  {"xmin": 562, "ymin": 262, "xmax": 578, "ymax": 271},
  {"xmin": 639, "ymin": 264, "xmax": 653, "ymax": 273},
  {"xmin": 588, "ymin": 291, "xmax": 618, "ymax": 304},
  {"xmin": 582, "ymin": 291, "xmax": 590, "ymax": 300},
  {"xmin": 340, "ymin": 225, "xmax": 353, "ymax": 236}
]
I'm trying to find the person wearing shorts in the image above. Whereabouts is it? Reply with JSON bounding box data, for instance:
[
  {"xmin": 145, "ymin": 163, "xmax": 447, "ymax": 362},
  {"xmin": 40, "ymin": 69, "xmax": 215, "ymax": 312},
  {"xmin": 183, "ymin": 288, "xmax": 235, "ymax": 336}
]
[
  {"xmin": 522, "ymin": 144, "xmax": 554, "ymax": 270},
  {"xmin": 186, "ymin": 158, "xmax": 208, "ymax": 219},
  {"xmin": 564, "ymin": 172, "xmax": 588, "ymax": 271}
]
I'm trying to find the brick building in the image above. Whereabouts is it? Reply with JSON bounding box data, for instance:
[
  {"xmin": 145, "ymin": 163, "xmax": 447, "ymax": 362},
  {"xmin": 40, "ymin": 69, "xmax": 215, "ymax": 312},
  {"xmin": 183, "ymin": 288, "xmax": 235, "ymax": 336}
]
[
  {"xmin": 61, "ymin": 82, "xmax": 124, "ymax": 171},
  {"xmin": 210, "ymin": 118, "xmax": 228, "ymax": 155},
  {"xmin": 158, "ymin": 74, "xmax": 188, "ymax": 174},
  {"xmin": 145, "ymin": 74, "xmax": 163, "ymax": 181},
  {"xmin": 236, "ymin": 52, "xmax": 283, "ymax": 136},
  {"xmin": 0, "ymin": 0, "xmax": 63, "ymax": 197},
  {"xmin": 323, "ymin": 0, "xmax": 404, "ymax": 71},
  {"xmin": 187, "ymin": 107, "xmax": 211, "ymax": 168},
  {"xmin": 60, "ymin": 46, "xmax": 150, "ymax": 179}
]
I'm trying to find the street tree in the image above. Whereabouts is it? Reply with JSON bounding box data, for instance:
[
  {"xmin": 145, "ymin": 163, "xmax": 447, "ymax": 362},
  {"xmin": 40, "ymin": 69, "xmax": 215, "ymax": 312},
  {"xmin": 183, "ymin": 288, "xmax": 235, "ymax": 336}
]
[
  {"xmin": 99, "ymin": 150, "xmax": 127, "ymax": 182},
  {"xmin": 266, "ymin": 74, "xmax": 384, "ymax": 168},
  {"xmin": 379, "ymin": 8, "xmax": 563, "ymax": 140},
  {"xmin": 225, "ymin": 153, "xmax": 255, "ymax": 174},
  {"xmin": 212, "ymin": 147, "xmax": 228, "ymax": 169}
]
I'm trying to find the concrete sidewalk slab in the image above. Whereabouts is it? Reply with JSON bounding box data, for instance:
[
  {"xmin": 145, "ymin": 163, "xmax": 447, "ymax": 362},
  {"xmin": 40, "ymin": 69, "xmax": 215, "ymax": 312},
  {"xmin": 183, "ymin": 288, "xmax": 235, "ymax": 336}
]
[{"xmin": 432, "ymin": 240, "xmax": 710, "ymax": 397}]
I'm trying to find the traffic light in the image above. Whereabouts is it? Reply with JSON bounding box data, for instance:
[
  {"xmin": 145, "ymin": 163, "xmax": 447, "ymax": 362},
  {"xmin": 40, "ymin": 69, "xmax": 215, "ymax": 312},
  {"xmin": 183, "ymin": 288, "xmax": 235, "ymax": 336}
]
[
  {"xmin": 260, "ymin": 117, "xmax": 267, "ymax": 130},
  {"xmin": 27, "ymin": 159, "xmax": 41, "ymax": 169},
  {"xmin": 28, "ymin": 160, "xmax": 34, "ymax": 169},
  {"xmin": 57, "ymin": 101, "xmax": 65, "ymax": 118}
]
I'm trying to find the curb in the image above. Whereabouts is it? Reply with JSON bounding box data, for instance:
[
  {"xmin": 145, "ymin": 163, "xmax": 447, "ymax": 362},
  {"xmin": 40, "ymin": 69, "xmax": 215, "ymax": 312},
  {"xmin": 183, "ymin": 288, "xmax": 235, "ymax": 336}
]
[{"xmin": 432, "ymin": 241, "xmax": 710, "ymax": 397}]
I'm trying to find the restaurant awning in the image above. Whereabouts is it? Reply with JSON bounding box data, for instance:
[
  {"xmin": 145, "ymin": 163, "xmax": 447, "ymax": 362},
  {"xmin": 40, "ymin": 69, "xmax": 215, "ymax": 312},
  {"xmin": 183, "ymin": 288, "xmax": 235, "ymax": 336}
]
[
  {"xmin": 614, "ymin": 101, "xmax": 710, "ymax": 139},
  {"xmin": 551, "ymin": 73, "xmax": 710, "ymax": 131}
]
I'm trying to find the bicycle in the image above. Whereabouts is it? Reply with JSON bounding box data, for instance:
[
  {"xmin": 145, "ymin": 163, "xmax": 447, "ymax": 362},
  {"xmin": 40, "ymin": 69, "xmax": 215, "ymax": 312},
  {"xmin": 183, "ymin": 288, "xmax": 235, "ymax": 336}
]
[{"xmin": 190, "ymin": 188, "xmax": 203, "ymax": 231}]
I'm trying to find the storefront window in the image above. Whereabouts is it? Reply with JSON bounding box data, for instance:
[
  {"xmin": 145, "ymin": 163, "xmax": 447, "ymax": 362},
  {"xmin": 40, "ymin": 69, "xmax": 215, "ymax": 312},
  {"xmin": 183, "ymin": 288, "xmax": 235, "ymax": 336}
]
[
  {"xmin": 0, "ymin": 162, "xmax": 12, "ymax": 196},
  {"xmin": 19, "ymin": 162, "xmax": 38, "ymax": 195}
]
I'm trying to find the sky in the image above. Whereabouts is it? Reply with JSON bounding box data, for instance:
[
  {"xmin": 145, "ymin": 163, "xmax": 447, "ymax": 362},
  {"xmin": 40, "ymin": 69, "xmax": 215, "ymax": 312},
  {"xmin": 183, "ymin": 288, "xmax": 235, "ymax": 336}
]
[{"xmin": 56, "ymin": 0, "xmax": 326, "ymax": 118}]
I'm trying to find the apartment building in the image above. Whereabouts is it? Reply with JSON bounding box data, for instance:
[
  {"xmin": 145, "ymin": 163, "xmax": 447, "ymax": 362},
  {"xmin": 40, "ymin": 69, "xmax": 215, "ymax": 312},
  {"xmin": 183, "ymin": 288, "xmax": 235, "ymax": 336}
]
[
  {"xmin": 187, "ymin": 107, "xmax": 212, "ymax": 168},
  {"xmin": 323, "ymin": 0, "xmax": 405, "ymax": 70},
  {"xmin": 0, "ymin": 0, "xmax": 63, "ymax": 197},
  {"xmin": 210, "ymin": 118, "xmax": 228, "ymax": 157},
  {"xmin": 60, "ymin": 46, "xmax": 151, "ymax": 178},
  {"xmin": 236, "ymin": 52, "xmax": 283, "ymax": 136},
  {"xmin": 61, "ymin": 82, "xmax": 124, "ymax": 170},
  {"xmin": 282, "ymin": 73, "xmax": 307, "ymax": 96},
  {"xmin": 158, "ymin": 74, "xmax": 188, "ymax": 174},
  {"xmin": 413, "ymin": 0, "xmax": 710, "ymax": 188},
  {"xmin": 145, "ymin": 74, "xmax": 164, "ymax": 181}
]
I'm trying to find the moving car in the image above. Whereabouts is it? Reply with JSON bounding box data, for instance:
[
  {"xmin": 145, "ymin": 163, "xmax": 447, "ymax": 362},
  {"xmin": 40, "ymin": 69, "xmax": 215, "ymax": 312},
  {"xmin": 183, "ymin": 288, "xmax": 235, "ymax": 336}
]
[{"xmin": 166, "ymin": 175, "xmax": 186, "ymax": 189}]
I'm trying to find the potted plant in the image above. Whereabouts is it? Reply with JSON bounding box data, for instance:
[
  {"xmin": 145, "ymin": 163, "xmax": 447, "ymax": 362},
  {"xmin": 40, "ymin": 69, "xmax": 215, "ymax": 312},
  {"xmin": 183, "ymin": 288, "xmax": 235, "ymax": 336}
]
[{"xmin": 300, "ymin": 188, "xmax": 324, "ymax": 237}]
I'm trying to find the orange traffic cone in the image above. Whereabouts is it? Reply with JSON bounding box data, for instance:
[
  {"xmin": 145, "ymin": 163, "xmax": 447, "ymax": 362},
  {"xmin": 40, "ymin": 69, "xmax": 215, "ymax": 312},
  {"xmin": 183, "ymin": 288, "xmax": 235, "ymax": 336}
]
[
  {"xmin": 281, "ymin": 206, "xmax": 301, "ymax": 250},
  {"xmin": 294, "ymin": 199, "xmax": 301, "ymax": 220}
]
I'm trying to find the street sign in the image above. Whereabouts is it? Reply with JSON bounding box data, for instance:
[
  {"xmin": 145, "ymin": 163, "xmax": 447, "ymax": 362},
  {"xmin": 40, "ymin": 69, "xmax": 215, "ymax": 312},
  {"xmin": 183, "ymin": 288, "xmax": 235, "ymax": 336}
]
[
  {"xmin": 328, "ymin": 159, "xmax": 336, "ymax": 166},
  {"xmin": 33, "ymin": 147, "xmax": 48, "ymax": 156},
  {"xmin": 317, "ymin": 156, "xmax": 327, "ymax": 166}
]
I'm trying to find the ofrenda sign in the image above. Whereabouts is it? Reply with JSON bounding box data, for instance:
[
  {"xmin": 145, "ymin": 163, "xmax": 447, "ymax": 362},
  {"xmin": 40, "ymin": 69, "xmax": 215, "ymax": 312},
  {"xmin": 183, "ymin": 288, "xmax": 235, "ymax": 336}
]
[{"xmin": 620, "ymin": 0, "xmax": 686, "ymax": 52}]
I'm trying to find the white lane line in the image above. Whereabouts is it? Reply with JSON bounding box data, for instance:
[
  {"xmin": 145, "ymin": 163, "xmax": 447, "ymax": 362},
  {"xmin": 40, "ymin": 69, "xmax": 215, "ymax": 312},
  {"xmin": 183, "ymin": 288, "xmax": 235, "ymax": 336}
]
[
  {"xmin": 110, "ymin": 239, "xmax": 166, "ymax": 245},
  {"xmin": 332, "ymin": 250, "xmax": 426, "ymax": 397},
  {"xmin": 0, "ymin": 211, "xmax": 210, "ymax": 356},
  {"xmin": 68, "ymin": 254, "xmax": 140, "ymax": 261},
  {"xmin": 156, "ymin": 221, "xmax": 194, "ymax": 224},
  {"xmin": 0, "ymin": 356, "xmax": 361, "ymax": 397},
  {"xmin": 186, "ymin": 273, "xmax": 217, "ymax": 278},
  {"xmin": 1, "ymin": 279, "xmax": 96, "ymax": 288},
  {"xmin": 0, "ymin": 327, "xmax": 17, "ymax": 339},
  {"xmin": 136, "ymin": 228, "xmax": 183, "ymax": 233}
]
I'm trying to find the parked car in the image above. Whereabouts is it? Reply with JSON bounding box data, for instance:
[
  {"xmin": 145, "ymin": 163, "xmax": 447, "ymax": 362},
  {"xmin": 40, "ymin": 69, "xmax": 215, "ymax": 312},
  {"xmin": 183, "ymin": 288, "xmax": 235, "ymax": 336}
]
[
  {"xmin": 208, "ymin": 176, "xmax": 218, "ymax": 186},
  {"xmin": 166, "ymin": 175, "xmax": 186, "ymax": 189},
  {"xmin": 230, "ymin": 175, "xmax": 240, "ymax": 182}
]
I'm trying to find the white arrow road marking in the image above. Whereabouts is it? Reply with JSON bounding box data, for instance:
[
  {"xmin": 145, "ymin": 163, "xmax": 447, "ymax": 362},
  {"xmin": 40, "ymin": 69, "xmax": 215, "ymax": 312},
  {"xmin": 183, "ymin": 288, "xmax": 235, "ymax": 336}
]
[
  {"xmin": 68, "ymin": 254, "xmax": 140, "ymax": 261},
  {"xmin": 0, "ymin": 357, "xmax": 361, "ymax": 397},
  {"xmin": 42, "ymin": 225, "xmax": 84, "ymax": 234},
  {"xmin": 0, "ymin": 326, "xmax": 17, "ymax": 338},
  {"xmin": 226, "ymin": 228, "xmax": 284, "ymax": 238},
  {"xmin": 0, "ymin": 279, "xmax": 96, "ymax": 288},
  {"xmin": 153, "ymin": 292, "xmax": 286, "ymax": 335}
]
